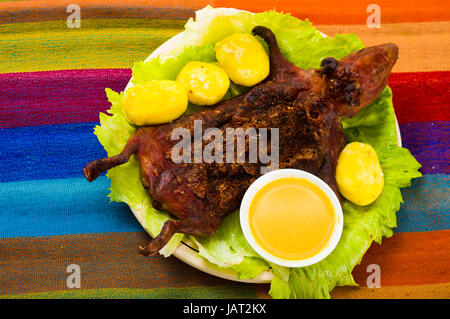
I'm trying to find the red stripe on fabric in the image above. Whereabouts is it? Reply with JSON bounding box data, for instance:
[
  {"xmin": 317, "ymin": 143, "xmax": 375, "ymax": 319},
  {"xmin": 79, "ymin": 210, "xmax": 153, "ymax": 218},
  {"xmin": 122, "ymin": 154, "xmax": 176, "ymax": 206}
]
[
  {"xmin": 0, "ymin": 69, "xmax": 131, "ymax": 129},
  {"xmin": 389, "ymin": 71, "xmax": 450, "ymax": 124},
  {"xmin": 351, "ymin": 229, "xmax": 450, "ymax": 287},
  {"xmin": 0, "ymin": 70, "xmax": 448, "ymax": 129}
]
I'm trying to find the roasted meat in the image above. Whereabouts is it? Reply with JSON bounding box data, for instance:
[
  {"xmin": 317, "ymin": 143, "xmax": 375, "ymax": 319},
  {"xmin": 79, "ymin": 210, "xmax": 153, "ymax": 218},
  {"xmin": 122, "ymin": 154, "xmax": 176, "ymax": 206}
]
[{"xmin": 84, "ymin": 26, "xmax": 398, "ymax": 256}]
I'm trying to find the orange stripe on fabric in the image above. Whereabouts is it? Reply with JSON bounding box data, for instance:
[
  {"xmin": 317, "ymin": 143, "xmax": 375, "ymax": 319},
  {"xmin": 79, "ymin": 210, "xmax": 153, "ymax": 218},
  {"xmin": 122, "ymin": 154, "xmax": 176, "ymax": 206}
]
[
  {"xmin": 0, "ymin": 0, "xmax": 209, "ymax": 24},
  {"xmin": 332, "ymin": 282, "xmax": 450, "ymax": 299},
  {"xmin": 316, "ymin": 22, "xmax": 450, "ymax": 73},
  {"xmin": 1, "ymin": 1, "xmax": 448, "ymax": 25},
  {"xmin": 351, "ymin": 229, "xmax": 450, "ymax": 287},
  {"xmin": 0, "ymin": 0, "xmax": 208, "ymax": 10},
  {"xmin": 213, "ymin": 0, "xmax": 449, "ymax": 24}
]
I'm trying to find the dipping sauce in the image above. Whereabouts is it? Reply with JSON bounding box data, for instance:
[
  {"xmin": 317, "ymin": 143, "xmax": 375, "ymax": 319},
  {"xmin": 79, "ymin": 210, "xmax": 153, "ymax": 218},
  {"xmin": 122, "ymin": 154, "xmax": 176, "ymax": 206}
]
[{"xmin": 248, "ymin": 177, "xmax": 336, "ymax": 261}]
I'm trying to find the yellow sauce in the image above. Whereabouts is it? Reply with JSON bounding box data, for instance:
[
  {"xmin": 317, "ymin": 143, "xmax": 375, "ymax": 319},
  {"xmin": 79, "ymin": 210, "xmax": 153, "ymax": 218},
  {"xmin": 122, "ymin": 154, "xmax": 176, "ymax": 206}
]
[{"xmin": 249, "ymin": 177, "xmax": 336, "ymax": 261}]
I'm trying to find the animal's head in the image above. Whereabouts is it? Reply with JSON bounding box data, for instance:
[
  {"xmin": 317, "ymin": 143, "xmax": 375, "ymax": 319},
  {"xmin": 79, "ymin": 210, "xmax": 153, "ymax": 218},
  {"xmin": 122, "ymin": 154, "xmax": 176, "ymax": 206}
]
[{"xmin": 321, "ymin": 43, "xmax": 398, "ymax": 117}]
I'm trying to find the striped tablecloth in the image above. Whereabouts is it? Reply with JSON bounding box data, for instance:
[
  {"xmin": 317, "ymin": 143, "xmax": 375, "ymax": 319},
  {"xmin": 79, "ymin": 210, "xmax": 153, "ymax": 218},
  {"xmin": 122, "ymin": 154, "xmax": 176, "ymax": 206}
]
[{"xmin": 0, "ymin": 0, "xmax": 448, "ymax": 299}]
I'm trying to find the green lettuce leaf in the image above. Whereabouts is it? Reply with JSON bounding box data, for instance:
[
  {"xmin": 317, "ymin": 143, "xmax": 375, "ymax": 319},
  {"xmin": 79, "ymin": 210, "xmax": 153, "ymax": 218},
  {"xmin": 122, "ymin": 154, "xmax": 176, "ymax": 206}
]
[{"xmin": 94, "ymin": 7, "xmax": 421, "ymax": 298}]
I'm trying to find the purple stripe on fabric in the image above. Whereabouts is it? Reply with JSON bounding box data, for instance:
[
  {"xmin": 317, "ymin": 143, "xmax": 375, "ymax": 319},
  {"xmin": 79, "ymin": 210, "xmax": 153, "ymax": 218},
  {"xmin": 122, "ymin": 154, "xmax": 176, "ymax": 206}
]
[
  {"xmin": 0, "ymin": 69, "xmax": 131, "ymax": 128},
  {"xmin": 399, "ymin": 121, "xmax": 449, "ymax": 174}
]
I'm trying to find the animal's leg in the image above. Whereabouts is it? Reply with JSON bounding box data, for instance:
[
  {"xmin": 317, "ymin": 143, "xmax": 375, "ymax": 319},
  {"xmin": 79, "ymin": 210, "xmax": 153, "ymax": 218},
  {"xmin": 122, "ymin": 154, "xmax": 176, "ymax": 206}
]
[
  {"xmin": 138, "ymin": 218, "xmax": 218, "ymax": 256},
  {"xmin": 318, "ymin": 152, "xmax": 340, "ymax": 199},
  {"xmin": 138, "ymin": 219, "xmax": 181, "ymax": 256},
  {"xmin": 252, "ymin": 26, "xmax": 300, "ymax": 81},
  {"xmin": 83, "ymin": 134, "xmax": 139, "ymax": 182},
  {"xmin": 318, "ymin": 119, "xmax": 346, "ymax": 202}
]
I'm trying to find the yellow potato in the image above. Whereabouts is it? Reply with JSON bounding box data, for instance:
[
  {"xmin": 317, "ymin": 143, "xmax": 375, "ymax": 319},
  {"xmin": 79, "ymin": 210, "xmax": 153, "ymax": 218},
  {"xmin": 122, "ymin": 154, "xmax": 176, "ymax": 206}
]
[
  {"xmin": 214, "ymin": 33, "xmax": 270, "ymax": 86},
  {"xmin": 122, "ymin": 80, "xmax": 188, "ymax": 126},
  {"xmin": 176, "ymin": 61, "xmax": 230, "ymax": 105},
  {"xmin": 336, "ymin": 142, "xmax": 384, "ymax": 206}
]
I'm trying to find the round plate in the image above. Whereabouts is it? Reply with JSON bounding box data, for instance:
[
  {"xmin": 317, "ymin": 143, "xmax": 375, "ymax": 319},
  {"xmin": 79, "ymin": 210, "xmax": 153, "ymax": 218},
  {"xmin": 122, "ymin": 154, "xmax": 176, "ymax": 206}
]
[{"xmin": 124, "ymin": 9, "xmax": 402, "ymax": 283}]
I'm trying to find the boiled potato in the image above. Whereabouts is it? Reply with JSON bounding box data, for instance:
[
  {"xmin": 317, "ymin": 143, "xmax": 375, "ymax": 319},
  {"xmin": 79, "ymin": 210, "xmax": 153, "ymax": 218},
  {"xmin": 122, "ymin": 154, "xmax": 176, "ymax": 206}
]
[
  {"xmin": 214, "ymin": 33, "xmax": 269, "ymax": 86},
  {"xmin": 336, "ymin": 142, "xmax": 384, "ymax": 206},
  {"xmin": 176, "ymin": 61, "xmax": 230, "ymax": 105},
  {"xmin": 122, "ymin": 80, "xmax": 188, "ymax": 126}
]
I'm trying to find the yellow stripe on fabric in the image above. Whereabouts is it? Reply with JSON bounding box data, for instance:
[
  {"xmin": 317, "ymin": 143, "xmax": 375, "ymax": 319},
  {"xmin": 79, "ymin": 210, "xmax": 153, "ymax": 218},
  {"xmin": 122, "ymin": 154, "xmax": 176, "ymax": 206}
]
[
  {"xmin": 3, "ymin": 19, "xmax": 449, "ymax": 74},
  {"xmin": 331, "ymin": 282, "xmax": 450, "ymax": 299},
  {"xmin": 0, "ymin": 286, "xmax": 258, "ymax": 299},
  {"xmin": 0, "ymin": 17, "xmax": 185, "ymax": 34},
  {"xmin": 0, "ymin": 19, "xmax": 184, "ymax": 73},
  {"xmin": 317, "ymin": 21, "xmax": 450, "ymax": 73}
]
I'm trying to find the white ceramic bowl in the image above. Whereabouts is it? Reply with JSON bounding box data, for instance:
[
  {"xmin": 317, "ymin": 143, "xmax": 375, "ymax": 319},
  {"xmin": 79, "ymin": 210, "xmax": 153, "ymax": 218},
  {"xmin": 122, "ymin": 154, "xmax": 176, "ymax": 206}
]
[{"xmin": 240, "ymin": 169, "xmax": 344, "ymax": 268}]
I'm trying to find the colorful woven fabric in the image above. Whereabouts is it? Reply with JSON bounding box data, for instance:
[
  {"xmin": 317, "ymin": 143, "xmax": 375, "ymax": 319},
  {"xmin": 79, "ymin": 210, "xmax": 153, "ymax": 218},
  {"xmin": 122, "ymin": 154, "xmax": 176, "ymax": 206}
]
[{"xmin": 0, "ymin": 0, "xmax": 449, "ymax": 299}]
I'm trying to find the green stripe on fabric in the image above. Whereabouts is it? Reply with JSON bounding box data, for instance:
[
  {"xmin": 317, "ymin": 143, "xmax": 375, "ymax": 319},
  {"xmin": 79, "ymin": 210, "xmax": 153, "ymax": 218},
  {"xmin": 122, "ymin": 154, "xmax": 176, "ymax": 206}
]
[
  {"xmin": 1, "ymin": 286, "xmax": 258, "ymax": 299},
  {"xmin": 0, "ymin": 19, "xmax": 184, "ymax": 73}
]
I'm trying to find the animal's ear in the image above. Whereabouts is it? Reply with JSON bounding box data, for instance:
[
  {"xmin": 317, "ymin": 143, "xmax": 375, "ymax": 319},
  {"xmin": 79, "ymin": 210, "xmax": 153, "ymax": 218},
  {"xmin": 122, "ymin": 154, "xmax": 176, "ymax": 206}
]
[
  {"xmin": 252, "ymin": 26, "xmax": 300, "ymax": 81},
  {"xmin": 320, "ymin": 57, "xmax": 362, "ymax": 110},
  {"xmin": 320, "ymin": 57, "xmax": 339, "ymax": 78}
]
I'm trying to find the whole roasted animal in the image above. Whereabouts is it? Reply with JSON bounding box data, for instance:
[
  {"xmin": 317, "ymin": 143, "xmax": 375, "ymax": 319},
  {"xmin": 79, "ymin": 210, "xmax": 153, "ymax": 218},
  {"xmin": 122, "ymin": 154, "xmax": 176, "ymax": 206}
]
[{"xmin": 84, "ymin": 26, "xmax": 398, "ymax": 256}]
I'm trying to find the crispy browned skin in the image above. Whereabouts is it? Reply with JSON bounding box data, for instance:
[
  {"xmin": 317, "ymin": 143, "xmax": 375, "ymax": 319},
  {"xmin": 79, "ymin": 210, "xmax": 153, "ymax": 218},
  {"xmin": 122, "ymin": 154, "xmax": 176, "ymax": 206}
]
[{"xmin": 84, "ymin": 26, "xmax": 398, "ymax": 256}]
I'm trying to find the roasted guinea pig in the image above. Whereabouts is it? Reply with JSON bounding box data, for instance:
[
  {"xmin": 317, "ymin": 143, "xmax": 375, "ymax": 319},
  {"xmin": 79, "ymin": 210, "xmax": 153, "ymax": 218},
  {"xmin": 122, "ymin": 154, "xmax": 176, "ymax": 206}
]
[{"xmin": 84, "ymin": 26, "xmax": 398, "ymax": 256}]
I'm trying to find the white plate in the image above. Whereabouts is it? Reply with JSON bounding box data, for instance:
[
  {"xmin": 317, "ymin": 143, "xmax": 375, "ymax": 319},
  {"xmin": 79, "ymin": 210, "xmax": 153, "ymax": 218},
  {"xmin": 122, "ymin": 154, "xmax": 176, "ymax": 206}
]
[{"xmin": 124, "ymin": 9, "xmax": 402, "ymax": 283}]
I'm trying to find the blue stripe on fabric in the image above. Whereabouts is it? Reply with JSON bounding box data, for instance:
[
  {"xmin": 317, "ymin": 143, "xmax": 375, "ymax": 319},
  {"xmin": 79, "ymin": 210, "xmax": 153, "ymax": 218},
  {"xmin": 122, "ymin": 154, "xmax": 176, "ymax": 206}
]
[
  {"xmin": 0, "ymin": 121, "xmax": 448, "ymax": 183},
  {"xmin": 0, "ymin": 122, "xmax": 106, "ymax": 183},
  {"xmin": 399, "ymin": 121, "xmax": 449, "ymax": 175},
  {"xmin": 395, "ymin": 174, "xmax": 449, "ymax": 233},
  {"xmin": 0, "ymin": 176, "xmax": 142, "ymax": 238},
  {"xmin": 0, "ymin": 173, "xmax": 447, "ymax": 238}
]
